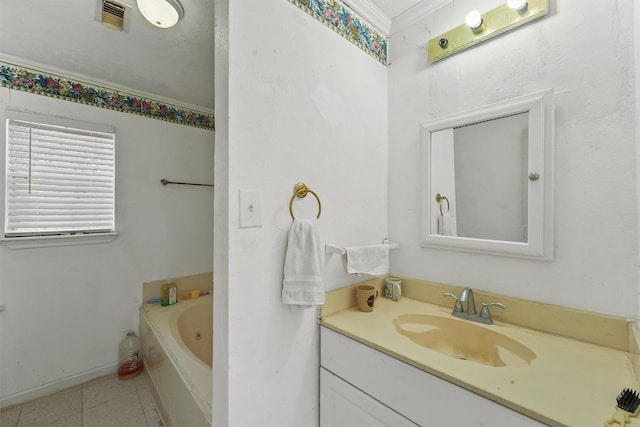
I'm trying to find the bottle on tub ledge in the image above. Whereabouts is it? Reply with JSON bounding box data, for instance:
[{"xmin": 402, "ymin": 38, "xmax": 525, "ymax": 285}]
[
  {"xmin": 118, "ymin": 331, "xmax": 142, "ymax": 380},
  {"xmin": 161, "ymin": 279, "xmax": 178, "ymax": 306}
]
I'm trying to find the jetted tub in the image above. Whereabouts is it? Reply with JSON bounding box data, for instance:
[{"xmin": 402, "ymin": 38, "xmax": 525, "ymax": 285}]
[{"xmin": 139, "ymin": 295, "xmax": 212, "ymax": 427}]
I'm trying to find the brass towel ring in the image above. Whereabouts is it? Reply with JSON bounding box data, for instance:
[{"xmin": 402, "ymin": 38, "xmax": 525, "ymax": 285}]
[
  {"xmin": 435, "ymin": 193, "xmax": 450, "ymax": 216},
  {"xmin": 289, "ymin": 183, "xmax": 321, "ymax": 220}
]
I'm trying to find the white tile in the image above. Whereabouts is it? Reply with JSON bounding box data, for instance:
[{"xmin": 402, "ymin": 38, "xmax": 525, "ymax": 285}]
[
  {"xmin": 118, "ymin": 413, "xmax": 150, "ymax": 427},
  {"xmin": 135, "ymin": 383, "xmax": 155, "ymax": 413},
  {"xmin": 82, "ymin": 375, "xmax": 137, "ymax": 409},
  {"xmin": 17, "ymin": 386, "xmax": 81, "ymax": 427},
  {"xmin": 133, "ymin": 373, "xmax": 163, "ymax": 426},
  {"xmin": 143, "ymin": 407, "xmax": 164, "ymax": 427},
  {"xmin": 132, "ymin": 375, "xmax": 147, "ymax": 391},
  {"xmin": 4, "ymin": 373, "xmax": 165, "ymax": 427},
  {"xmin": 81, "ymin": 375, "xmax": 113, "ymax": 389},
  {"xmin": 40, "ymin": 412, "xmax": 82, "ymax": 427},
  {"xmin": 0, "ymin": 405, "xmax": 21, "ymax": 427},
  {"xmin": 83, "ymin": 390, "xmax": 144, "ymax": 427},
  {"xmin": 61, "ymin": 412, "xmax": 82, "ymax": 427}
]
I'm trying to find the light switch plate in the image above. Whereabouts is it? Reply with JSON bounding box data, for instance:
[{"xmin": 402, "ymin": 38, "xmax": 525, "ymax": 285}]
[{"xmin": 239, "ymin": 189, "xmax": 263, "ymax": 228}]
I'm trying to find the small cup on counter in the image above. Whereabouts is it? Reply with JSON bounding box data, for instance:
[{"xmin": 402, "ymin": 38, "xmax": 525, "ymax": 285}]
[{"xmin": 355, "ymin": 285, "xmax": 379, "ymax": 312}]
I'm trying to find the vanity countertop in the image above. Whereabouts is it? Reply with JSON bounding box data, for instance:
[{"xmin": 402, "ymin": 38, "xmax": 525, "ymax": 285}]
[{"xmin": 320, "ymin": 285, "xmax": 639, "ymax": 427}]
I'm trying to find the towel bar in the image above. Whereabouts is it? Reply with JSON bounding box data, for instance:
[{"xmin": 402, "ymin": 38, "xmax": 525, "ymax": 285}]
[
  {"xmin": 161, "ymin": 179, "xmax": 214, "ymax": 187},
  {"xmin": 325, "ymin": 239, "xmax": 400, "ymax": 255}
]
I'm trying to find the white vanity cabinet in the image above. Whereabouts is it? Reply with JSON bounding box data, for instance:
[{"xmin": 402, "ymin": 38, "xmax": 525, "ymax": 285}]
[{"xmin": 320, "ymin": 327, "xmax": 546, "ymax": 427}]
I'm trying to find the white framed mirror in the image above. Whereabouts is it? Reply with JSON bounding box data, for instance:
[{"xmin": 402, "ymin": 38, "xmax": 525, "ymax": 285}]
[{"xmin": 420, "ymin": 89, "xmax": 554, "ymax": 260}]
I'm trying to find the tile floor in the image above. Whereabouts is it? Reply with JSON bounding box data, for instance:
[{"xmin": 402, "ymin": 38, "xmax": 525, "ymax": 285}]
[{"xmin": 0, "ymin": 373, "xmax": 163, "ymax": 427}]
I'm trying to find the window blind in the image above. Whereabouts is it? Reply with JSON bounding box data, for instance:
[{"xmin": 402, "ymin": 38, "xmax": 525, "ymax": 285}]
[{"xmin": 5, "ymin": 118, "xmax": 115, "ymax": 237}]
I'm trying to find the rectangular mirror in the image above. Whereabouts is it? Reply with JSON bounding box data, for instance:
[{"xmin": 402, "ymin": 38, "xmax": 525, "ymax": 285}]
[{"xmin": 420, "ymin": 89, "xmax": 554, "ymax": 260}]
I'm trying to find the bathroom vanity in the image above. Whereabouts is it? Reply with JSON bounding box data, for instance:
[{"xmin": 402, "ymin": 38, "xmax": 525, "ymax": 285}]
[
  {"xmin": 321, "ymin": 327, "xmax": 544, "ymax": 426},
  {"xmin": 319, "ymin": 279, "xmax": 640, "ymax": 426}
]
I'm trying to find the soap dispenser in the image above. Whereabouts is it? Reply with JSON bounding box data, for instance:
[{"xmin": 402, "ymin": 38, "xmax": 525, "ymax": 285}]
[{"xmin": 161, "ymin": 280, "xmax": 178, "ymax": 306}]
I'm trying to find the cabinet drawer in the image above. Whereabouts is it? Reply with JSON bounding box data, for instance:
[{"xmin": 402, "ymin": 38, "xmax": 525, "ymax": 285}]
[
  {"xmin": 321, "ymin": 368, "xmax": 418, "ymax": 427},
  {"xmin": 321, "ymin": 327, "xmax": 544, "ymax": 426}
]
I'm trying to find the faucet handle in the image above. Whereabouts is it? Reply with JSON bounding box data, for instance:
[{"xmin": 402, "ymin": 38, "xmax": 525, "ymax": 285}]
[
  {"xmin": 443, "ymin": 292, "xmax": 463, "ymax": 313},
  {"xmin": 479, "ymin": 302, "xmax": 505, "ymax": 323}
]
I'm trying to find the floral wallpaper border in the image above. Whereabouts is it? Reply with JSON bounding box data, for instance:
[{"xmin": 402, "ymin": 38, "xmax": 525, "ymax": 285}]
[
  {"xmin": 289, "ymin": 0, "xmax": 388, "ymax": 65},
  {"xmin": 0, "ymin": 62, "xmax": 215, "ymax": 131}
]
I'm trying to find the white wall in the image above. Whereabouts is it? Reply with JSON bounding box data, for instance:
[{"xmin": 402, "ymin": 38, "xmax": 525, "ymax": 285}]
[
  {"xmin": 214, "ymin": 1, "xmax": 388, "ymax": 425},
  {"xmin": 636, "ymin": 0, "xmax": 640, "ymax": 322},
  {"xmin": 389, "ymin": 0, "xmax": 638, "ymax": 318},
  {"xmin": 0, "ymin": 87, "xmax": 214, "ymax": 401}
]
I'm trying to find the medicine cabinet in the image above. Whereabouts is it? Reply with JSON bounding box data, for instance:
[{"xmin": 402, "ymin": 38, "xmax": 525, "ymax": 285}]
[{"xmin": 420, "ymin": 89, "xmax": 554, "ymax": 260}]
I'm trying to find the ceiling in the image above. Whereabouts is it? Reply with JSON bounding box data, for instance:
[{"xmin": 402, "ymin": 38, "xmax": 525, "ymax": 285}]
[
  {"xmin": 347, "ymin": 0, "xmax": 450, "ymax": 34},
  {"xmin": 366, "ymin": 0, "xmax": 428, "ymax": 21},
  {"xmin": 0, "ymin": 0, "xmax": 435, "ymax": 113},
  {"xmin": 0, "ymin": 0, "xmax": 214, "ymax": 111}
]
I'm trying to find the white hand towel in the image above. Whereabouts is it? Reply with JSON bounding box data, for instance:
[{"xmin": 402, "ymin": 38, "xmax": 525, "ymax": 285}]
[
  {"xmin": 437, "ymin": 214, "xmax": 458, "ymax": 236},
  {"xmin": 282, "ymin": 218, "xmax": 324, "ymax": 308},
  {"xmin": 343, "ymin": 245, "xmax": 390, "ymax": 276}
]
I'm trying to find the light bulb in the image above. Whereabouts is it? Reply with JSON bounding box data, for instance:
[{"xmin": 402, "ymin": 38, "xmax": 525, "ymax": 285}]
[
  {"xmin": 507, "ymin": 0, "xmax": 528, "ymax": 13},
  {"xmin": 465, "ymin": 10, "xmax": 484, "ymax": 32}
]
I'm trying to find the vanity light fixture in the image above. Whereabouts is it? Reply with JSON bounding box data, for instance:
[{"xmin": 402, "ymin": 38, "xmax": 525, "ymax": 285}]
[
  {"xmin": 428, "ymin": 0, "xmax": 548, "ymax": 62},
  {"xmin": 136, "ymin": 0, "xmax": 183, "ymax": 28}
]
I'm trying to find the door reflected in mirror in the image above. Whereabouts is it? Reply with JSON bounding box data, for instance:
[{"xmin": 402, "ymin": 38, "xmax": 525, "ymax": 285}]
[{"xmin": 421, "ymin": 90, "xmax": 554, "ymax": 260}]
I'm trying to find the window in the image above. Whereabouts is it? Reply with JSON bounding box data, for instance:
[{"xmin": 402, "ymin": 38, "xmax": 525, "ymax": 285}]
[{"xmin": 3, "ymin": 112, "xmax": 116, "ymax": 246}]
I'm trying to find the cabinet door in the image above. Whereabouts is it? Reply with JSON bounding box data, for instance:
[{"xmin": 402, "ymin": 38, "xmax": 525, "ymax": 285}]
[{"xmin": 321, "ymin": 368, "xmax": 418, "ymax": 427}]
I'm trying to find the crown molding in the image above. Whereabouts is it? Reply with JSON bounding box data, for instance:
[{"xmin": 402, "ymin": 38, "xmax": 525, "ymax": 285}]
[
  {"xmin": 344, "ymin": 0, "xmax": 452, "ymax": 35},
  {"xmin": 392, "ymin": 0, "xmax": 452, "ymax": 33},
  {"xmin": 342, "ymin": 0, "xmax": 392, "ymax": 35}
]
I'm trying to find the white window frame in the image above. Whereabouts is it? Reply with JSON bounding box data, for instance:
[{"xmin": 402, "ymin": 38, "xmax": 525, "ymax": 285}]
[{"xmin": 1, "ymin": 111, "xmax": 118, "ymax": 249}]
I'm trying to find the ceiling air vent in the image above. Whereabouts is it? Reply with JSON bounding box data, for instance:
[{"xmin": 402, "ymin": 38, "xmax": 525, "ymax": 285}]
[{"xmin": 102, "ymin": 0, "xmax": 125, "ymax": 31}]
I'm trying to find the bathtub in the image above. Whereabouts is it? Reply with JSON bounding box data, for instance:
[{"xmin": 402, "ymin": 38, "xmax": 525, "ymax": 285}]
[{"xmin": 139, "ymin": 295, "xmax": 212, "ymax": 427}]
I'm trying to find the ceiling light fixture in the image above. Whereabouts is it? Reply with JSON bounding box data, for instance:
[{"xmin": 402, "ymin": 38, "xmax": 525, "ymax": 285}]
[{"xmin": 136, "ymin": 0, "xmax": 183, "ymax": 28}]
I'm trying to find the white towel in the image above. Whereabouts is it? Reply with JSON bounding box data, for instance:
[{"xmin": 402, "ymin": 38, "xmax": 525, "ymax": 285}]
[
  {"xmin": 437, "ymin": 214, "xmax": 457, "ymax": 236},
  {"xmin": 282, "ymin": 218, "xmax": 324, "ymax": 308},
  {"xmin": 343, "ymin": 245, "xmax": 389, "ymax": 276}
]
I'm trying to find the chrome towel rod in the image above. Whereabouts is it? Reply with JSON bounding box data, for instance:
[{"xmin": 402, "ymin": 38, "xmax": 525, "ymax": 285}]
[{"xmin": 160, "ymin": 179, "xmax": 214, "ymax": 187}]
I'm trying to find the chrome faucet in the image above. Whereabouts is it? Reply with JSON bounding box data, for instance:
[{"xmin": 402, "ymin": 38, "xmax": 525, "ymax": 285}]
[
  {"xmin": 443, "ymin": 287, "xmax": 505, "ymax": 325},
  {"xmin": 458, "ymin": 287, "xmax": 477, "ymax": 316}
]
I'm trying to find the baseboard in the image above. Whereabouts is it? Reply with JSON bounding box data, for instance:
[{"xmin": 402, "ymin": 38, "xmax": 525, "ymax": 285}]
[{"xmin": 0, "ymin": 362, "xmax": 118, "ymax": 409}]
